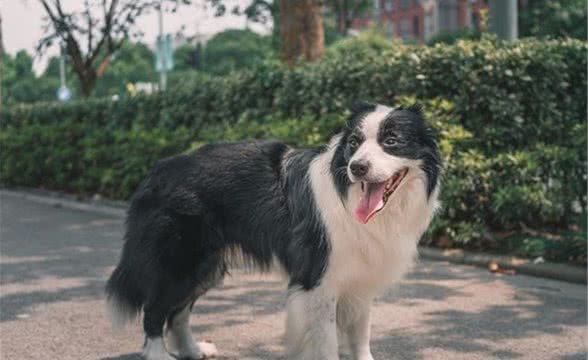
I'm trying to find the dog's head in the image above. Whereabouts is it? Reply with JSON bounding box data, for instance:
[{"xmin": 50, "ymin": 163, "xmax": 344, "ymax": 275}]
[{"xmin": 331, "ymin": 101, "xmax": 441, "ymax": 224}]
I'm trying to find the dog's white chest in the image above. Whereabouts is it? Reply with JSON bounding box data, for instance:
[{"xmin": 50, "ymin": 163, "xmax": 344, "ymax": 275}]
[{"xmin": 309, "ymin": 150, "xmax": 439, "ymax": 296}]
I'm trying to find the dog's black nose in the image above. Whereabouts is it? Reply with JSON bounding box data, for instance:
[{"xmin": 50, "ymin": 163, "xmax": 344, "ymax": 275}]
[{"xmin": 350, "ymin": 161, "xmax": 369, "ymax": 177}]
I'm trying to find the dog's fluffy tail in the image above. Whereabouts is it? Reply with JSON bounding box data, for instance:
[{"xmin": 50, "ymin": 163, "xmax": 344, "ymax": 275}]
[{"xmin": 105, "ymin": 264, "xmax": 143, "ymax": 328}]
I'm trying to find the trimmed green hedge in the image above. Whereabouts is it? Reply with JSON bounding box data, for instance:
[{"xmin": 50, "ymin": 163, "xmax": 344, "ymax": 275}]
[
  {"xmin": 1, "ymin": 38, "xmax": 586, "ymax": 262},
  {"xmin": 5, "ymin": 37, "xmax": 585, "ymax": 147}
]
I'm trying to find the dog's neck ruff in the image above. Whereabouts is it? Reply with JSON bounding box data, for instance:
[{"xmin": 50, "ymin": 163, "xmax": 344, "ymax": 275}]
[{"xmin": 307, "ymin": 134, "xmax": 440, "ymax": 297}]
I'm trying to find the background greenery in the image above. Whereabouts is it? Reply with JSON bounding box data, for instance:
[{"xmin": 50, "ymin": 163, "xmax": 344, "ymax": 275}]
[
  {"xmin": 519, "ymin": 0, "xmax": 587, "ymax": 40},
  {"xmin": 2, "ymin": 36, "xmax": 586, "ymax": 263},
  {"xmin": 3, "ymin": 0, "xmax": 585, "ymax": 105}
]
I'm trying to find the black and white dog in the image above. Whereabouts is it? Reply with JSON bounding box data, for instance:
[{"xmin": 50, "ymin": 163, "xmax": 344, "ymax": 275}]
[{"xmin": 106, "ymin": 101, "xmax": 441, "ymax": 360}]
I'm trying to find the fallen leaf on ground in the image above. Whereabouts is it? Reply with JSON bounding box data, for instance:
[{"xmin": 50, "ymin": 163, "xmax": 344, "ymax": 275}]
[{"xmin": 488, "ymin": 261, "xmax": 516, "ymax": 275}]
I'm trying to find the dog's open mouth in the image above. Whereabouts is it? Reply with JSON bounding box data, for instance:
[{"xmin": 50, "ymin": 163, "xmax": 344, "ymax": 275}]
[{"xmin": 354, "ymin": 168, "xmax": 409, "ymax": 224}]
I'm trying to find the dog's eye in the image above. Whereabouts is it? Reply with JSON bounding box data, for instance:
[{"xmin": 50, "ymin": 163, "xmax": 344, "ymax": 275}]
[
  {"xmin": 384, "ymin": 137, "xmax": 397, "ymax": 147},
  {"xmin": 349, "ymin": 138, "xmax": 359, "ymax": 148}
]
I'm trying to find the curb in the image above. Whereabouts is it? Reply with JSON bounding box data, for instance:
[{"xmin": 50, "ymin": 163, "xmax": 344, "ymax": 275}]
[
  {"xmin": 419, "ymin": 247, "xmax": 587, "ymax": 285},
  {"xmin": 3, "ymin": 188, "xmax": 586, "ymax": 285},
  {"xmin": 1, "ymin": 188, "xmax": 126, "ymax": 218}
]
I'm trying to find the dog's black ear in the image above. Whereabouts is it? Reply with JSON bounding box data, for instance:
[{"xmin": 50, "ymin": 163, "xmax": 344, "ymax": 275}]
[
  {"xmin": 404, "ymin": 103, "xmax": 424, "ymax": 116},
  {"xmin": 350, "ymin": 100, "xmax": 377, "ymax": 115}
]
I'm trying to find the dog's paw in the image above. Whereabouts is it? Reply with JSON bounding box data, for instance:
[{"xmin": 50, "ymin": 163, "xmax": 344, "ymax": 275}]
[
  {"xmin": 177, "ymin": 341, "xmax": 218, "ymax": 360},
  {"xmin": 195, "ymin": 341, "xmax": 218, "ymax": 359},
  {"xmin": 356, "ymin": 354, "xmax": 375, "ymax": 360}
]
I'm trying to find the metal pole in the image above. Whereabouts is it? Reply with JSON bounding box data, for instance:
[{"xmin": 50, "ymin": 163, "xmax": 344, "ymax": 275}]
[
  {"xmin": 59, "ymin": 44, "xmax": 66, "ymax": 88},
  {"xmin": 488, "ymin": 0, "xmax": 518, "ymax": 41},
  {"xmin": 158, "ymin": 0, "xmax": 167, "ymax": 91},
  {"xmin": 372, "ymin": 0, "xmax": 380, "ymax": 26}
]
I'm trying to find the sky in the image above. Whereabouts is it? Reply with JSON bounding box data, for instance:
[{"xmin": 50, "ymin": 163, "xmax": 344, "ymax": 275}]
[{"xmin": 1, "ymin": 0, "xmax": 269, "ymax": 74}]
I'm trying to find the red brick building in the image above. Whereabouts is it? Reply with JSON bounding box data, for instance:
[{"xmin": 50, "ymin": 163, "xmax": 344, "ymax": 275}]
[{"xmin": 352, "ymin": 0, "xmax": 488, "ymax": 43}]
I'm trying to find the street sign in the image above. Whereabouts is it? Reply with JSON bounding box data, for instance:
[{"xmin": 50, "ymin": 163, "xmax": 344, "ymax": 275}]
[
  {"xmin": 57, "ymin": 86, "xmax": 72, "ymax": 102},
  {"xmin": 155, "ymin": 33, "xmax": 174, "ymax": 72}
]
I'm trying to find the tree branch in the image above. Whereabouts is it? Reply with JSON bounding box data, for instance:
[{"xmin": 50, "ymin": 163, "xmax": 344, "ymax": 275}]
[
  {"xmin": 85, "ymin": 1, "xmax": 93, "ymax": 56},
  {"xmin": 38, "ymin": 0, "xmax": 68, "ymax": 43},
  {"xmin": 95, "ymin": 53, "xmax": 111, "ymax": 77},
  {"xmin": 37, "ymin": 0, "xmax": 186, "ymax": 96},
  {"xmin": 86, "ymin": 0, "xmax": 119, "ymax": 67}
]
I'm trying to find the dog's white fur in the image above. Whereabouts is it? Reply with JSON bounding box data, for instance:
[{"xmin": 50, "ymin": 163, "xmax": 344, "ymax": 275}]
[
  {"xmin": 143, "ymin": 304, "xmax": 219, "ymax": 360},
  {"xmin": 144, "ymin": 107, "xmax": 439, "ymax": 360},
  {"xmin": 286, "ymin": 108, "xmax": 440, "ymax": 360},
  {"xmin": 166, "ymin": 305, "xmax": 219, "ymax": 359},
  {"xmin": 143, "ymin": 338, "xmax": 175, "ymax": 360}
]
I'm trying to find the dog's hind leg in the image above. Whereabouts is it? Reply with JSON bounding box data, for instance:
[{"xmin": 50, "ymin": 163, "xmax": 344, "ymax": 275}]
[
  {"xmin": 143, "ymin": 293, "xmax": 178, "ymax": 360},
  {"xmin": 143, "ymin": 275, "xmax": 216, "ymax": 360},
  {"xmin": 165, "ymin": 254, "xmax": 225, "ymax": 359},
  {"xmin": 143, "ymin": 281, "xmax": 220, "ymax": 360},
  {"xmin": 167, "ymin": 301, "xmax": 219, "ymax": 359}
]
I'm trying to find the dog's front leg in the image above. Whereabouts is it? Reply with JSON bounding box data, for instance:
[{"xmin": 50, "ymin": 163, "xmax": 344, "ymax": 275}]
[
  {"xmin": 285, "ymin": 286, "xmax": 339, "ymax": 360},
  {"xmin": 342, "ymin": 298, "xmax": 374, "ymax": 360}
]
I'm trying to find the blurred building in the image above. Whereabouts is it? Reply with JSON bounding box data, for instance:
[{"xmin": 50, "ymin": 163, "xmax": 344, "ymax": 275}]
[{"xmin": 352, "ymin": 0, "xmax": 488, "ymax": 43}]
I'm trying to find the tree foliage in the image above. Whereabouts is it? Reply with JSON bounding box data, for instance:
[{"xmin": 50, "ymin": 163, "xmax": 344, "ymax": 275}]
[
  {"xmin": 1, "ymin": 51, "xmax": 59, "ymax": 104},
  {"xmin": 93, "ymin": 42, "xmax": 157, "ymax": 96},
  {"xmin": 2, "ymin": 42, "xmax": 157, "ymax": 104},
  {"xmin": 326, "ymin": 0, "xmax": 372, "ymax": 35},
  {"xmin": 207, "ymin": 0, "xmax": 274, "ymax": 24},
  {"xmin": 206, "ymin": 0, "xmax": 373, "ymax": 63},
  {"xmin": 519, "ymin": 0, "xmax": 587, "ymax": 39},
  {"xmin": 172, "ymin": 30, "xmax": 273, "ymax": 76},
  {"xmin": 3, "ymin": 38, "xmax": 586, "ymax": 263},
  {"xmin": 202, "ymin": 29, "xmax": 273, "ymax": 74},
  {"xmin": 207, "ymin": 0, "xmax": 325, "ymax": 64},
  {"xmin": 174, "ymin": 43, "xmax": 201, "ymax": 72},
  {"xmin": 37, "ymin": 0, "xmax": 188, "ymax": 97}
]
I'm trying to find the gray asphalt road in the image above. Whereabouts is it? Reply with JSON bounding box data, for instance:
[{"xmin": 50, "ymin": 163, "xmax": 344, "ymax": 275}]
[{"xmin": 1, "ymin": 191, "xmax": 586, "ymax": 360}]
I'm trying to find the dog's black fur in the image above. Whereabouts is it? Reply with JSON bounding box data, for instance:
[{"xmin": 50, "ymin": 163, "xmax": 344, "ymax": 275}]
[
  {"xmin": 106, "ymin": 102, "xmax": 441, "ymax": 358},
  {"xmin": 331, "ymin": 103, "xmax": 439, "ymax": 199},
  {"xmin": 106, "ymin": 141, "xmax": 330, "ymax": 338}
]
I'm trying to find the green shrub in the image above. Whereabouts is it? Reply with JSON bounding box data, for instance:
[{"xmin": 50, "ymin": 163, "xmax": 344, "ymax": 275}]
[
  {"xmin": 327, "ymin": 26, "xmax": 397, "ymax": 56},
  {"xmin": 0, "ymin": 120, "xmax": 192, "ymax": 199},
  {"xmin": 7, "ymin": 37, "xmax": 585, "ymax": 145},
  {"xmin": 519, "ymin": 0, "xmax": 587, "ymax": 40},
  {"xmin": 427, "ymin": 28, "xmax": 481, "ymax": 46},
  {"xmin": 1, "ymin": 38, "xmax": 586, "ymax": 262}
]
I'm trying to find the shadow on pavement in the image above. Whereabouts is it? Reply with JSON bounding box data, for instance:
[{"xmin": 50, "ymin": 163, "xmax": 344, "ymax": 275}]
[
  {"xmin": 558, "ymin": 353, "xmax": 587, "ymax": 360},
  {"xmin": 2, "ymin": 194, "xmax": 586, "ymax": 359},
  {"xmin": 100, "ymin": 354, "xmax": 143, "ymax": 360},
  {"xmin": 371, "ymin": 262, "xmax": 587, "ymax": 359},
  {"xmin": 0, "ymin": 197, "xmax": 125, "ymax": 321}
]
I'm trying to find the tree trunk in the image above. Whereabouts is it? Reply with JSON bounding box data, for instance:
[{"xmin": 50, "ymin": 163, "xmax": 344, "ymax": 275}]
[
  {"xmin": 336, "ymin": 7, "xmax": 346, "ymax": 34},
  {"xmin": 79, "ymin": 72, "xmax": 97, "ymax": 97},
  {"xmin": 336, "ymin": 2, "xmax": 351, "ymax": 36},
  {"xmin": 344, "ymin": 17, "xmax": 353, "ymax": 35},
  {"xmin": 64, "ymin": 36, "xmax": 107, "ymax": 97},
  {"xmin": 278, "ymin": 0, "xmax": 325, "ymax": 66}
]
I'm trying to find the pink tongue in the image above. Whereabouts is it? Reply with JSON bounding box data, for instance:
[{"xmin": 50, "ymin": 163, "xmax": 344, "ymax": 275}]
[{"xmin": 354, "ymin": 182, "xmax": 387, "ymax": 224}]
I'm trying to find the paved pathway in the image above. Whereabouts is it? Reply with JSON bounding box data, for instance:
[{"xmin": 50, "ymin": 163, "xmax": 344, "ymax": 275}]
[{"xmin": 1, "ymin": 191, "xmax": 586, "ymax": 360}]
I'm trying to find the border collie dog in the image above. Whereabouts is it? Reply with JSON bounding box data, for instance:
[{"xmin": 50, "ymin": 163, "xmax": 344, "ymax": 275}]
[{"xmin": 106, "ymin": 101, "xmax": 441, "ymax": 360}]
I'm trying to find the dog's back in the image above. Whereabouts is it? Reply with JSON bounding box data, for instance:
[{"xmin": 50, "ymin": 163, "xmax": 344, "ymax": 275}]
[{"xmin": 106, "ymin": 141, "xmax": 292, "ymax": 326}]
